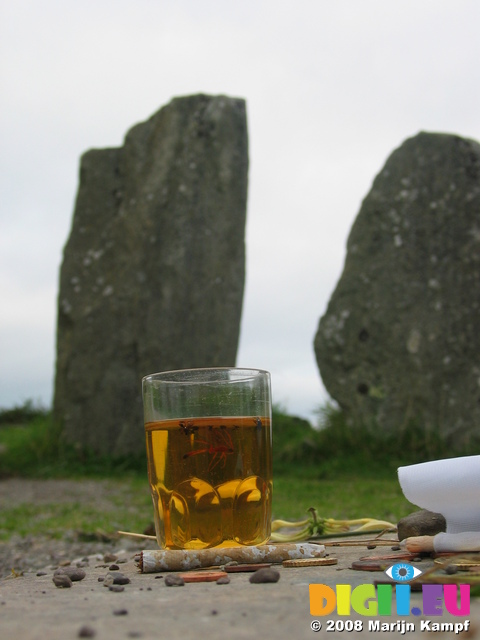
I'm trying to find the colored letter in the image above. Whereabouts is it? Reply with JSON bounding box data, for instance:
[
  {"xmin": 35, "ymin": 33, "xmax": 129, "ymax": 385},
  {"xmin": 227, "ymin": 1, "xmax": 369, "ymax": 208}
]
[
  {"xmin": 444, "ymin": 584, "xmax": 470, "ymax": 616},
  {"xmin": 377, "ymin": 584, "xmax": 392, "ymax": 615},
  {"xmin": 395, "ymin": 584, "xmax": 411, "ymax": 615},
  {"xmin": 336, "ymin": 584, "xmax": 351, "ymax": 615},
  {"xmin": 309, "ymin": 584, "xmax": 336, "ymax": 616},
  {"xmin": 423, "ymin": 584, "xmax": 443, "ymax": 615},
  {"xmin": 351, "ymin": 584, "xmax": 377, "ymax": 616}
]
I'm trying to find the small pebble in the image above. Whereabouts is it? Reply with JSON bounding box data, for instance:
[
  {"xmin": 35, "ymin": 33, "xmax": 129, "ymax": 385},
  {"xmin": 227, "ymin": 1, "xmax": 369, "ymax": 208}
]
[
  {"xmin": 36, "ymin": 571, "xmax": 48, "ymax": 577},
  {"xmin": 104, "ymin": 553, "xmax": 118, "ymax": 563},
  {"xmin": 97, "ymin": 577, "xmax": 104, "ymax": 582},
  {"xmin": 103, "ymin": 575, "xmax": 114, "ymax": 587},
  {"xmin": 113, "ymin": 608, "xmax": 128, "ymax": 616},
  {"xmin": 366, "ymin": 544, "xmax": 376, "ymax": 550},
  {"xmin": 391, "ymin": 545, "xmax": 401, "ymax": 551},
  {"xmin": 103, "ymin": 572, "xmax": 130, "ymax": 587},
  {"xmin": 109, "ymin": 585, "xmax": 125, "ymax": 592},
  {"xmin": 154, "ymin": 575, "xmax": 163, "ymax": 579},
  {"xmin": 59, "ymin": 559, "xmax": 71, "ymax": 567},
  {"xmin": 78, "ymin": 625, "xmax": 96, "ymax": 638},
  {"xmin": 164, "ymin": 574, "xmax": 185, "ymax": 587},
  {"xmin": 53, "ymin": 573, "xmax": 73, "ymax": 588},
  {"xmin": 249, "ymin": 568, "xmax": 280, "ymax": 584},
  {"xmin": 445, "ymin": 565, "xmax": 458, "ymax": 575},
  {"xmin": 109, "ymin": 564, "xmax": 120, "ymax": 571},
  {"xmin": 211, "ymin": 610, "xmax": 218, "ymax": 615},
  {"xmin": 55, "ymin": 567, "xmax": 86, "ymax": 582},
  {"xmin": 216, "ymin": 576, "xmax": 230, "ymax": 585}
]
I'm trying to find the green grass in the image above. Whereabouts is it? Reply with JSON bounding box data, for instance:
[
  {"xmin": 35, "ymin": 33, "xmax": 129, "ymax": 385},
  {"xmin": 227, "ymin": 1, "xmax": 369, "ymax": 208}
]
[
  {"xmin": 0, "ymin": 476, "xmax": 153, "ymax": 542},
  {"xmin": 2, "ymin": 399, "xmax": 475, "ymax": 541}
]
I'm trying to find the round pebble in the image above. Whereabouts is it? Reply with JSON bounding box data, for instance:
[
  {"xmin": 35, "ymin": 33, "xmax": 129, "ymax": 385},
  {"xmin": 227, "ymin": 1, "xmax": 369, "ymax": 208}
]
[
  {"xmin": 164, "ymin": 574, "xmax": 185, "ymax": 587},
  {"xmin": 103, "ymin": 572, "xmax": 130, "ymax": 587},
  {"xmin": 55, "ymin": 567, "xmax": 86, "ymax": 582},
  {"xmin": 113, "ymin": 608, "xmax": 128, "ymax": 616},
  {"xmin": 78, "ymin": 625, "xmax": 96, "ymax": 638},
  {"xmin": 104, "ymin": 553, "xmax": 118, "ymax": 563},
  {"xmin": 249, "ymin": 568, "xmax": 280, "ymax": 584},
  {"xmin": 109, "ymin": 564, "xmax": 120, "ymax": 571},
  {"xmin": 445, "ymin": 565, "xmax": 458, "ymax": 575},
  {"xmin": 53, "ymin": 573, "xmax": 73, "ymax": 588},
  {"xmin": 216, "ymin": 576, "xmax": 230, "ymax": 585},
  {"xmin": 109, "ymin": 585, "xmax": 125, "ymax": 592}
]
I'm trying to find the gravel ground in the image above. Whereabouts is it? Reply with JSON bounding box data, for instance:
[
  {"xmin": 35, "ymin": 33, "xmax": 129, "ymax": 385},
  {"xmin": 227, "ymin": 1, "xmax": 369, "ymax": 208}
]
[{"xmin": 0, "ymin": 479, "xmax": 157, "ymax": 578}]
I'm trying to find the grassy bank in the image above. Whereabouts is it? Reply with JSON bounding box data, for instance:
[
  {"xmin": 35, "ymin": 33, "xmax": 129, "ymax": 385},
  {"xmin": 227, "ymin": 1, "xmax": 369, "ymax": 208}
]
[{"xmin": 1, "ymin": 400, "xmax": 472, "ymax": 540}]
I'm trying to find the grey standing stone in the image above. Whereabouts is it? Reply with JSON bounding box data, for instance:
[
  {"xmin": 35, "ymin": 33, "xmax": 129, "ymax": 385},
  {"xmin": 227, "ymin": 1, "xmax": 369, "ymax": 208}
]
[
  {"xmin": 314, "ymin": 132, "xmax": 480, "ymax": 447},
  {"xmin": 54, "ymin": 94, "xmax": 249, "ymax": 455}
]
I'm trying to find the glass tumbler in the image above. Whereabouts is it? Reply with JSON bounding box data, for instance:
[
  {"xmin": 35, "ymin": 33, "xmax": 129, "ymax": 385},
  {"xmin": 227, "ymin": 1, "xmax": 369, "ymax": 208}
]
[{"xmin": 142, "ymin": 367, "xmax": 272, "ymax": 549}]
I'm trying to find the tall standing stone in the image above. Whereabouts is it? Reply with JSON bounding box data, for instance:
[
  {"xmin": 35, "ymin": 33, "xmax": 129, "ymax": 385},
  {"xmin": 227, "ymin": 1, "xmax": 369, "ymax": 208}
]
[
  {"xmin": 54, "ymin": 94, "xmax": 249, "ymax": 455},
  {"xmin": 314, "ymin": 132, "xmax": 480, "ymax": 447}
]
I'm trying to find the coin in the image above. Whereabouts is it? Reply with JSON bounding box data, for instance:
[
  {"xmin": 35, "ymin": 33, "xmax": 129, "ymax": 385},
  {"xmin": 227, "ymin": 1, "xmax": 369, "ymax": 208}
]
[
  {"xmin": 282, "ymin": 557, "xmax": 338, "ymax": 568},
  {"xmin": 225, "ymin": 563, "xmax": 272, "ymax": 573},
  {"xmin": 179, "ymin": 570, "xmax": 228, "ymax": 583}
]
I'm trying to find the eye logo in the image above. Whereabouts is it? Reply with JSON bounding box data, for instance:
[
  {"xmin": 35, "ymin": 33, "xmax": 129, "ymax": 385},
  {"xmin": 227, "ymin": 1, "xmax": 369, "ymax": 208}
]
[{"xmin": 385, "ymin": 563, "xmax": 422, "ymax": 582}]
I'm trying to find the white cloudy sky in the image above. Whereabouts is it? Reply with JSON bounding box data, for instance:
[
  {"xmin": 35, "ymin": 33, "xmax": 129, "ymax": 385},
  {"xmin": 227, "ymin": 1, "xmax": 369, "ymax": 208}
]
[{"xmin": 1, "ymin": 0, "xmax": 480, "ymax": 423}]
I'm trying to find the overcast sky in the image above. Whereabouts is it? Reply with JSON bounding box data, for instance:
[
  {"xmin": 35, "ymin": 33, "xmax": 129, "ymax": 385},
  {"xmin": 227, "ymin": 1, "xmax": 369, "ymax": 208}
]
[{"xmin": 1, "ymin": 0, "xmax": 480, "ymax": 424}]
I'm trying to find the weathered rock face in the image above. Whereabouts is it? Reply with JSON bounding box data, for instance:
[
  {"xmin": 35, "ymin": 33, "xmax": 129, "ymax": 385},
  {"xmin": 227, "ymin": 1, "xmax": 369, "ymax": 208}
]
[
  {"xmin": 314, "ymin": 132, "xmax": 480, "ymax": 447},
  {"xmin": 54, "ymin": 94, "xmax": 249, "ymax": 455}
]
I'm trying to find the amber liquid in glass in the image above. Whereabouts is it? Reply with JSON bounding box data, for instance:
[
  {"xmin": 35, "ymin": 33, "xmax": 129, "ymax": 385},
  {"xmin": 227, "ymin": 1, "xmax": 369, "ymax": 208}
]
[{"xmin": 145, "ymin": 416, "xmax": 272, "ymax": 549}]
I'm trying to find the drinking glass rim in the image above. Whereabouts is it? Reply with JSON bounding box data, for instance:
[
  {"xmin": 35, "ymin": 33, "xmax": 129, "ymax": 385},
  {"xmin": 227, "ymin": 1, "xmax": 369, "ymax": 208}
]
[{"xmin": 142, "ymin": 366, "xmax": 270, "ymax": 385}]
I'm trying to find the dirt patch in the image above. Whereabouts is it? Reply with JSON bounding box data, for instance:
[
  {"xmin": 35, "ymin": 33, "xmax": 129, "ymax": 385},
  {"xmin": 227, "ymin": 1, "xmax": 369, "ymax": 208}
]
[
  {"xmin": 0, "ymin": 478, "xmax": 156, "ymax": 578},
  {"xmin": 0, "ymin": 477, "xmax": 135, "ymax": 508}
]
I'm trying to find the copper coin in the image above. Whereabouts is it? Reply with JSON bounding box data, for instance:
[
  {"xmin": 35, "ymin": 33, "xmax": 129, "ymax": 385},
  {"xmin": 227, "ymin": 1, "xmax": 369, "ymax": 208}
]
[
  {"xmin": 180, "ymin": 570, "xmax": 228, "ymax": 583},
  {"xmin": 225, "ymin": 563, "xmax": 272, "ymax": 573},
  {"xmin": 283, "ymin": 557, "xmax": 338, "ymax": 568},
  {"xmin": 351, "ymin": 560, "xmax": 390, "ymax": 572}
]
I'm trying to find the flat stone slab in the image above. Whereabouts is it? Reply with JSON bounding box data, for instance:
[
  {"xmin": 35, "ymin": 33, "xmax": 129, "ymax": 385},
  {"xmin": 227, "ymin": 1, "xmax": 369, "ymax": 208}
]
[{"xmin": 1, "ymin": 539, "xmax": 478, "ymax": 639}]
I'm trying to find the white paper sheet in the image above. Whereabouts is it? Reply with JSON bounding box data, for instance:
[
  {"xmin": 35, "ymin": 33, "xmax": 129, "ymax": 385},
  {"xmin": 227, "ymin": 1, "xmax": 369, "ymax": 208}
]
[{"xmin": 398, "ymin": 455, "xmax": 480, "ymax": 534}]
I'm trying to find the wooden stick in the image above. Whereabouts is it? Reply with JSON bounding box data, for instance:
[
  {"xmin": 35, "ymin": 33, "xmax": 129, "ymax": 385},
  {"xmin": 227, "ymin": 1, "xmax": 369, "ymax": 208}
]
[
  {"xmin": 324, "ymin": 538, "xmax": 399, "ymax": 547},
  {"xmin": 118, "ymin": 530, "xmax": 156, "ymax": 540}
]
